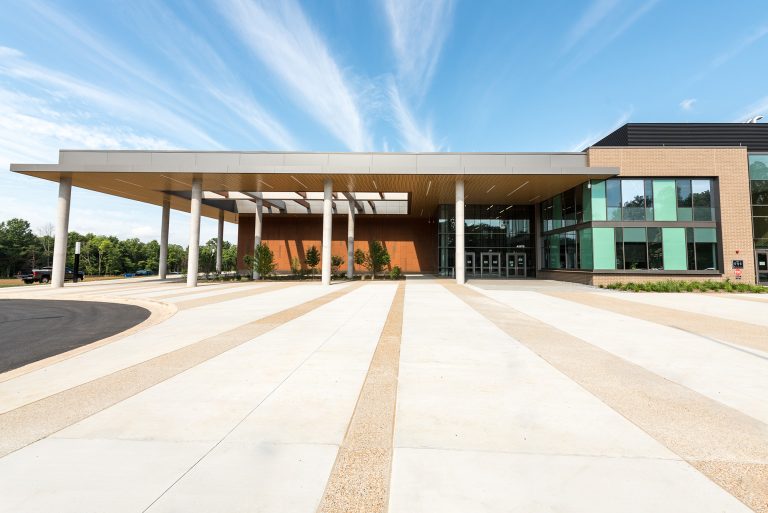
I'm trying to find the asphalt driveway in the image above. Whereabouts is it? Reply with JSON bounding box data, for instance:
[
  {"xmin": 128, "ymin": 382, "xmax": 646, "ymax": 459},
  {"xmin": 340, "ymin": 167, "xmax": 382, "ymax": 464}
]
[{"xmin": 0, "ymin": 299, "xmax": 150, "ymax": 374}]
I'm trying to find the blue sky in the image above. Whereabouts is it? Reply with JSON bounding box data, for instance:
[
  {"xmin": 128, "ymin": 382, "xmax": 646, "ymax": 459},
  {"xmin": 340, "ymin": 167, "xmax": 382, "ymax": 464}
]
[{"xmin": 1, "ymin": 0, "xmax": 767, "ymax": 244}]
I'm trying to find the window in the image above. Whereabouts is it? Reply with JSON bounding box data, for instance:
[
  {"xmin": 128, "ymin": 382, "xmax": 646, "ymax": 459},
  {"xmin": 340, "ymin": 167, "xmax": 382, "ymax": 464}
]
[
  {"xmin": 692, "ymin": 179, "xmax": 713, "ymax": 221},
  {"xmin": 621, "ymin": 179, "xmax": 646, "ymax": 221},
  {"xmin": 615, "ymin": 227, "xmax": 624, "ymax": 269},
  {"xmin": 644, "ymin": 179, "xmax": 654, "ymax": 220},
  {"xmin": 622, "ymin": 228, "xmax": 648, "ymax": 270},
  {"xmin": 606, "ymin": 179, "xmax": 621, "ymax": 221},
  {"xmin": 677, "ymin": 179, "xmax": 693, "ymax": 221},
  {"xmin": 647, "ymin": 227, "xmax": 662, "ymax": 269},
  {"xmin": 686, "ymin": 227, "xmax": 718, "ymax": 270}
]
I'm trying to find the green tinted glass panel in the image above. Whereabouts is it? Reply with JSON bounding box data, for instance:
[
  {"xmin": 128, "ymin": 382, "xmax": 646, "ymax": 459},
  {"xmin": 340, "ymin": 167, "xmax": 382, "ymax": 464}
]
[
  {"xmin": 623, "ymin": 227, "xmax": 646, "ymax": 242},
  {"xmin": 592, "ymin": 227, "xmax": 615, "ymax": 270},
  {"xmin": 653, "ymin": 179, "xmax": 677, "ymax": 221},
  {"xmin": 579, "ymin": 228, "xmax": 593, "ymax": 269},
  {"xmin": 694, "ymin": 227, "xmax": 717, "ymax": 243},
  {"xmin": 553, "ymin": 195, "xmax": 562, "ymax": 229},
  {"xmin": 582, "ymin": 183, "xmax": 592, "ymax": 222},
  {"xmin": 591, "ymin": 180, "xmax": 607, "ymax": 221},
  {"xmin": 749, "ymin": 155, "xmax": 768, "ymax": 180},
  {"xmin": 662, "ymin": 227, "xmax": 687, "ymax": 270},
  {"xmin": 549, "ymin": 234, "xmax": 560, "ymax": 268}
]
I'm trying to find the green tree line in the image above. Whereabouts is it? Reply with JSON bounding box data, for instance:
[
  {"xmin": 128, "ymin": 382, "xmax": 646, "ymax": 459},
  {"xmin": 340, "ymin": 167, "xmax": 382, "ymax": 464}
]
[{"xmin": 0, "ymin": 217, "xmax": 238, "ymax": 278}]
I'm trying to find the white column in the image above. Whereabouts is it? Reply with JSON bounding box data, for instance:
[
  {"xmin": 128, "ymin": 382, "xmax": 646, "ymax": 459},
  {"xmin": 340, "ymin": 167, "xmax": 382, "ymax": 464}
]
[
  {"xmin": 216, "ymin": 209, "xmax": 224, "ymax": 273},
  {"xmin": 347, "ymin": 199, "xmax": 355, "ymax": 279},
  {"xmin": 186, "ymin": 177, "xmax": 202, "ymax": 287},
  {"xmin": 159, "ymin": 196, "xmax": 170, "ymax": 279},
  {"xmin": 253, "ymin": 197, "xmax": 263, "ymax": 279},
  {"xmin": 51, "ymin": 176, "xmax": 72, "ymax": 288},
  {"xmin": 321, "ymin": 179, "xmax": 333, "ymax": 285},
  {"xmin": 455, "ymin": 179, "xmax": 465, "ymax": 284}
]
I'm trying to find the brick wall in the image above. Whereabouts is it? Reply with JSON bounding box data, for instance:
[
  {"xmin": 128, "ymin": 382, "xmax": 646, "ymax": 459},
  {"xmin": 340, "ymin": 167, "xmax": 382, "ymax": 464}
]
[{"xmin": 587, "ymin": 147, "xmax": 755, "ymax": 284}]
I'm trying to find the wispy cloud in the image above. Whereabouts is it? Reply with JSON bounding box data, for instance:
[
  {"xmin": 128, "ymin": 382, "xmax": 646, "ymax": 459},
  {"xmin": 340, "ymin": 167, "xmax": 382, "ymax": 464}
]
[
  {"xmin": 734, "ymin": 96, "xmax": 768, "ymax": 123},
  {"xmin": 388, "ymin": 82, "xmax": 438, "ymax": 152},
  {"xmin": 564, "ymin": 0, "xmax": 619, "ymax": 51},
  {"xmin": 0, "ymin": 46, "xmax": 221, "ymax": 148},
  {"xmin": 218, "ymin": 0, "xmax": 370, "ymax": 151},
  {"xmin": 382, "ymin": 0, "xmax": 453, "ymax": 151},
  {"xmin": 680, "ymin": 98, "xmax": 696, "ymax": 111},
  {"xmin": 567, "ymin": 109, "xmax": 633, "ymax": 152},
  {"xmin": 384, "ymin": 0, "xmax": 455, "ymax": 99},
  {"xmin": 563, "ymin": 0, "xmax": 659, "ymax": 69},
  {"xmin": 694, "ymin": 25, "xmax": 768, "ymax": 81}
]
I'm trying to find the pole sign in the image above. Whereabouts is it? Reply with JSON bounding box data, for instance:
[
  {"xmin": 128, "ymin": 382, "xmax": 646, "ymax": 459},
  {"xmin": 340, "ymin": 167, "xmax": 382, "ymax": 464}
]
[{"xmin": 73, "ymin": 242, "xmax": 81, "ymax": 283}]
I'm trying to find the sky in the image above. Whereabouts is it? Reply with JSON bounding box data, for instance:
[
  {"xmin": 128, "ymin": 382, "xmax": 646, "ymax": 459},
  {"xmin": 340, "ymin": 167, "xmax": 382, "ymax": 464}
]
[{"xmin": 1, "ymin": 0, "xmax": 767, "ymax": 245}]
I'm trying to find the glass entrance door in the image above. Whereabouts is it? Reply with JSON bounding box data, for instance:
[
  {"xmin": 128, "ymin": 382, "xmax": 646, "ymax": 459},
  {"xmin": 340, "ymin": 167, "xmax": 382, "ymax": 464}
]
[
  {"xmin": 757, "ymin": 250, "xmax": 768, "ymax": 284},
  {"xmin": 506, "ymin": 252, "xmax": 527, "ymax": 278},
  {"xmin": 481, "ymin": 252, "xmax": 501, "ymax": 277},
  {"xmin": 465, "ymin": 252, "xmax": 476, "ymax": 278}
]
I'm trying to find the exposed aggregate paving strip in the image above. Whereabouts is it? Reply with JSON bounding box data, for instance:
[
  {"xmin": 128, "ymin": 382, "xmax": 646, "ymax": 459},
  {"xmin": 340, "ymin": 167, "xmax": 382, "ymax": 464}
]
[
  {"xmin": 316, "ymin": 282, "xmax": 405, "ymax": 513},
  {"xmin": 545, "ymin": 291, "xmax": 768, "ymax": 354},
  {"xmin": 0, "ymin": 282, "xmax": 359, "ymax": 458},
  {"xmin": 174, "ymin": 282, "xmax": 296, "ymax": 310},
  {"xmin": 446, "ymin": 284, "xmax": 768, "ymax": 513}
]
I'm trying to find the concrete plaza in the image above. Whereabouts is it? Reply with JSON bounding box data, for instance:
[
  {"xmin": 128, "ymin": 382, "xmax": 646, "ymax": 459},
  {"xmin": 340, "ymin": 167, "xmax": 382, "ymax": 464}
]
[{"xmin": 0, "ymin": 278, "xmax": 766, "ymax": 512}]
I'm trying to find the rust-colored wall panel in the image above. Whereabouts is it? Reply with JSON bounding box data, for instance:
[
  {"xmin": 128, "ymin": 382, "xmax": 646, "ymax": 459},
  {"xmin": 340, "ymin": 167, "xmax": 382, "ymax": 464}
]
[
  {"xmin": 236, "ymin": 214, "xmax": 255, "ymax": 273},
  {"xmin": 248, "ymin": 216, "xmax": 437, "ymax": 273}
]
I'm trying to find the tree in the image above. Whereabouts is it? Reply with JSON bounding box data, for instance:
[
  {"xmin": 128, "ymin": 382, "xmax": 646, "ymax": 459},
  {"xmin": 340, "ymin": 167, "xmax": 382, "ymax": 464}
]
[
  {"xmin": 354, "ymin": 248, "xmax": 366, "ymax": 268},
  {"xmin": 305, "ymin": 245, "xmax": 320, "ymax": 277},
  {"xmin": 331, "ymin": 255, "xmax": 344, "ymax": 275},
  {"xmin": 362, "ymin": 241, "xmax": 390, "ymax": 280},
  {"xmin": 0, "ymin": 218, "xmax": 37, "ymax": 277},
  {"xmin": 249, "ymin": 243, "xmax": 276, "ymax": 279},
  {"xmin": 37, "ymin": 223, "xmax": 54, "ymax": 267}
]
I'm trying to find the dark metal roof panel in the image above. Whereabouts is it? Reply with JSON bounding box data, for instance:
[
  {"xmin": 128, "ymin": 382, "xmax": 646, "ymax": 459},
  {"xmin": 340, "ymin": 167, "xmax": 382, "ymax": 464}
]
[{"xmin": 592, "ymin": 123, "xmax": 768, "ymax": 151}]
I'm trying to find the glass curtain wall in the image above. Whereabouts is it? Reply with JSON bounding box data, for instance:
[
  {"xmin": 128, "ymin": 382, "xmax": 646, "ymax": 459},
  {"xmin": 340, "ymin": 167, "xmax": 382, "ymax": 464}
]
[
  {"xmin": 438, "ymin": 204, "xmax": 535, "ymax": 278},
  {"xmin": 749, "ymin": 155, "xmax": 768, "ymax": 283},
  {"xmin": 541, "ymin": 177, "xmax": 720, "ymax": 273}
]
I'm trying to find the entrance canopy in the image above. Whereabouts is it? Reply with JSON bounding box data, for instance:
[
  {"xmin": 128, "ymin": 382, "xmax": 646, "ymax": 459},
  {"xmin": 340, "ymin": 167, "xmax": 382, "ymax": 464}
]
[{"xmin": 11, "ymin": 150, "xmax": 619, "ymax": 220}]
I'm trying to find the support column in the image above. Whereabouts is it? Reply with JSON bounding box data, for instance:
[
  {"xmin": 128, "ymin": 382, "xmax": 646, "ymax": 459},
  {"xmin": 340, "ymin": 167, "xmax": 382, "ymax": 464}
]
[
  {"xmin": 216, "ymin": 209, "xmax": 224, "ymax": 273},
  {"xmin": 347, "ymin": 199, "xmax": 355, "ymax": 279},
  {"xmin": 186, "ymin": 177, "xmax": 202, "ymax": 287},
  {"xmin": 159, "ymin": 195, "xmax": 170, "ymax": 279},
  {"xmin": 253, "ymin": 197, "xmax": 263, "ymax": 279},
  {"xmin": 455, "ymin": 179, "xmax": 465, "ymax": 284},
  {"xmin": 51, "ymin": 176, "xmax": 72, "ymax": 288},
  {"xmin": 321, "ymin": 179, "xmax": 333, "ymax": 285}
]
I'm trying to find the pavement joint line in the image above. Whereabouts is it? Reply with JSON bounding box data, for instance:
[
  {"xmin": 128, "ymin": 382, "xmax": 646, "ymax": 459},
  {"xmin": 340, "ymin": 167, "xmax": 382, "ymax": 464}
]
[
  {"xmin": 174, "ymin": 282, "xmax": 298, "ymax": 310},
  {"xmin": 315, "ymin": 282, "xmax": 405, "ymax": 513},
  {"xmin": 445, "ymin": 283, "xmax": 768, "ymax": 513},
  {"xmin": 545, "ymin": 290, "xmax": 768, "ymax": 355},
  {"xmin": 140, "ymin": 281, "xmax": 384, "ymax": 512},
  {"xmin": 0, "ymin": 297, "xmax": 177, "ymax": 384},
  {"xmin": 0, "ymin": 282, "xmax": 361, "ymax": 458}
]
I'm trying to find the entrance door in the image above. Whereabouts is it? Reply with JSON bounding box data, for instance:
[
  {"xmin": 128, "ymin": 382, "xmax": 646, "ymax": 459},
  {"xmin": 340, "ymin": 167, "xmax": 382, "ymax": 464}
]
[
  {"xmin": 465, "ymin": 252, "xmax": 476, "ymax": 278},
  {"xmin": 506, "ymin": 252, "xmax": 527, "ymax": 278},
  {"xmin": 757, "ymin": 250, "xmax": 768, "ymax": 284},
  {"xmin": 481, "ymin": 252, "xmax": 501, "ymax": 277}
]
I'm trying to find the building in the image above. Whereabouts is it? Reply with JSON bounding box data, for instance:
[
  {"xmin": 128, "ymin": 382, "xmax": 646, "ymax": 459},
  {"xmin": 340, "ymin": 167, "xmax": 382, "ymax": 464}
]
[{"xmin": 10, "ymin": 123, "xmax": 768, "ymax": 287}]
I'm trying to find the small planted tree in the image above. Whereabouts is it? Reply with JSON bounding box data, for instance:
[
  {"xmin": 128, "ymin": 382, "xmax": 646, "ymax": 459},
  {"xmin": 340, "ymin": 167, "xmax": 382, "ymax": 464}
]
[
  {"xmin": 290, "ymin": 256, "xmax": 303, "ymax": 277},
  {"xmin": 305, "ymin": 245, "xmax": 320, "ymax": 278},
  {"xmin": 363, "ymin": 241, "xmax": 390, "ymax": 280},
  {"xmin": 246, "ymin": 243, "xmax": 276, "ymax": 280},
  {"xmin": 354, "ymin": 249, "xmax": 366, "ymax": 279},
  {"xmin": 331, "ymin": 255, "xmax": 344, "ymax": 276}
]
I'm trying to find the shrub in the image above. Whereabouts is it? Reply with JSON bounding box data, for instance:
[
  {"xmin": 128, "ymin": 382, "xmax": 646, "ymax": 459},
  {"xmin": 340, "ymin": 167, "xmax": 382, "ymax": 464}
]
[
  {"xmin": 331, "ymin": 255, "xmax": 344, "ymax": 275},
  {"xmin": 305, "ymin": 245, "xmax": 320, "ymax": 277},
  {"xmin": 389, "ymin": 266, "xmax": 401, "ymax": 280},
  {"xmin": 290, "ymin": 256, "xmax": 303, "ymax": 276},
  {"xmin": 605, "ymin": 279, "xmax": 767, "ymax": 293}
]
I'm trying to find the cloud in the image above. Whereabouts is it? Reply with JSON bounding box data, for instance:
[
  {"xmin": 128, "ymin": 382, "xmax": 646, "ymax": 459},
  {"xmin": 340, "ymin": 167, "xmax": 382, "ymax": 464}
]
[
  {"xmin": 567, "ymin": 109, "xmax": 633, "ymax": 152},
  {"xmin": 734, "ymin": 96, "xmax": 768, "ymax": 123},
  {"xmin": 388, "ymin": 82, "xmax": 438, "ymax": 152},
  {"xmin": 0, "ymin": 47, "xmax": 221, "ymax": 149},
  {"xmin": 694, "ymin": 25, "xmax": 768, "ymax": 81},
  {"xmin": 680, "ymin": 98, "xmax": 696, "ymax": 111},
  {"xmin": 564, "ymin": 0, "xmax": 620, "ymax": 51},
  {"xmin": 382, "ymin": 0, "xmax": 453, "ymax": 152},
  {"xmin": 384, "ymin": 0, "xmax": 455, "ymax": 99},
  {"xmin": 218, "ymin": 0, "xmax": 370, "ymax": 151}
]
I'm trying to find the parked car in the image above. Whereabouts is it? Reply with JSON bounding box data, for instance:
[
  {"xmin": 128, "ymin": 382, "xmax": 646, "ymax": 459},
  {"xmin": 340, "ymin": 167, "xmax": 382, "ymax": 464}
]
[
  {"xmin": 134, "ymin": 269, "xmax": 155, "ymax": 276},
  {"xmin": 20, "ymin": 267, "xmax": 84, "ymax": 284}
]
